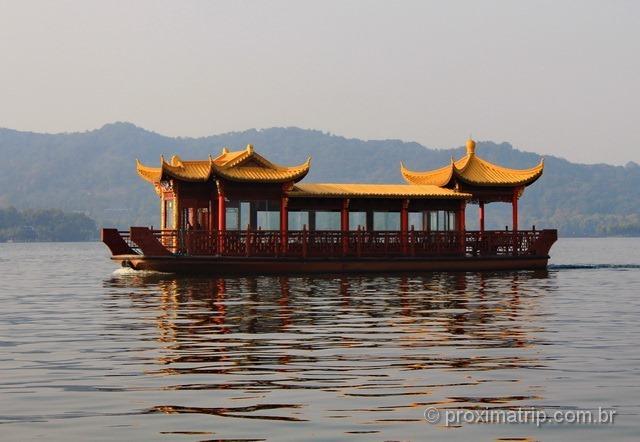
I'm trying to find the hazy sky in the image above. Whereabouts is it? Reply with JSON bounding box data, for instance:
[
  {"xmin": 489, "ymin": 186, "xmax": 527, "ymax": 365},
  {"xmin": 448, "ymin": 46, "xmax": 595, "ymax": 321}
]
[{"xmin": 0, "ymin": 0, "xmax": 638, "ymax": 164}]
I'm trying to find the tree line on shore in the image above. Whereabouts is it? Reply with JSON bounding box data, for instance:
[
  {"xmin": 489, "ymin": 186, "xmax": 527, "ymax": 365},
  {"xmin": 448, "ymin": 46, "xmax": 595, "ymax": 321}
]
[
  {"xmin": 1, "ymin": 123, "xmax": 639, "ymax": 238},
  {"xmin": 0, "ymin": 207, "xmax": 97, "ymax": 242},
  {"xmin": 1, "ymin": 204, "xmax": 639, "ymax": 243}
]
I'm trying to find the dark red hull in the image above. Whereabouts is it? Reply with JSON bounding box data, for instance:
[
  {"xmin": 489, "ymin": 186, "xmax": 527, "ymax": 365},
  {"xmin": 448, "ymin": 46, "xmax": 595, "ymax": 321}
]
[
  {"xmin": 103, "ymin": 227, "xmax": 557, "ymax": 275},
  {"xmin": 113, "ymin": 254, "xmax": 551, "ymax": 275}
]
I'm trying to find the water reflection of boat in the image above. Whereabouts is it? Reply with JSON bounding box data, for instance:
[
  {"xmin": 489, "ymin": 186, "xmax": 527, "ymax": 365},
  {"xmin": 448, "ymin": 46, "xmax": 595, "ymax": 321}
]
[
  {"xmin": 104, "ymin": 272, "xmax": 551, "ymax": 372},
  {"xmin": 102, "ymin": 139, "xmax": 556, "ymax": 274},
  {"xmin": 102, "ymin": 272, "xmax": 556, "ymax": 429}
]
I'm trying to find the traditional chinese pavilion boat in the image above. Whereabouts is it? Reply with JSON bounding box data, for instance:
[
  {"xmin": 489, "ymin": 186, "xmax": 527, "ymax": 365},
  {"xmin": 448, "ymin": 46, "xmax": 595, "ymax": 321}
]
[{"xmin": 101, "ymin": 138, "xmax": 556, "ymax": 274}]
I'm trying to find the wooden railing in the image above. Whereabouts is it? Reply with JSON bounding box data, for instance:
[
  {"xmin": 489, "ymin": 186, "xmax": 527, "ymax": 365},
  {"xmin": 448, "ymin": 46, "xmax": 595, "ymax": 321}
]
[
  {"xmin": 108, "ymin": 228, "xmax": 553, "ymax": 258},
  {"xmin": 116, "ymin": 230, "xmax": 139, "ymax": 254}
]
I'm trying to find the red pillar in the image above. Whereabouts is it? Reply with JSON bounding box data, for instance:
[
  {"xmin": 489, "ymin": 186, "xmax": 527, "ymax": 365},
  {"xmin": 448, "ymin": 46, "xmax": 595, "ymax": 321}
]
[
  {"xmin": 512, "ymin": 189, "xmax": 519, "ymax": 232},
  {"xmin": 161, "ymin": 197, "xmax": 167, "ymax": 230},
  {"xmin": 341, "ymin": 199, "xmax": 349, "ymax": 255},
  {"xmin": 188, "ymin": 207, "xmax": 195, "ymax": 228},
  {"xmin": 209, "ymin": 190, "xmax": 216, "ymax": 232},
  {"xmin": 217, "ymin": 190, "xmax": 226, "ymax": 254},
  {"xmin": 458, "ymin": 200, "xmax": 466, "ymax": 254},
  {"xmin": 458, "ymin": 200, "xmax": 466, "ymax": 232},
  {"xmin": 401, "ymin": 200, "xmax": 409, "ymax": 255},
  {"xmin": 280, "ymin": 196, "xmax": 288, "ymax": 253}
]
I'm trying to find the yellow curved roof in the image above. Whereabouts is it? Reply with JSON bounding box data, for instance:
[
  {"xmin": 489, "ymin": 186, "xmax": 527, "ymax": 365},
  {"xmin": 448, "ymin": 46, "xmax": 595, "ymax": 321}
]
[
  {"xmin": 136, "ymin": 160, "xmax": 163, "ymax": 182},
  {"xmin": 162, "ymin": 157, "xmax": 214, "ymax": 182},
  {"xmin": 401, "ymin": 139, "xmax": 544, "ymax": 187},
  {"xmin": 215, "ymin": 162, "xmax": 311, "ymax": 182},
  {"xmin": 136, "ymin": 144, "xmax": 311, "ymax": 184},
  {"xmin": 212, "ymin": 147, "xmax": 248, "ymax": 166},
  {"xmin": 289, "ymin": 183, "xmax": 470, "ymax": 199},
  {"xmin": 455, "ymin": 154, "xmax": 544, "ymax": 186}
]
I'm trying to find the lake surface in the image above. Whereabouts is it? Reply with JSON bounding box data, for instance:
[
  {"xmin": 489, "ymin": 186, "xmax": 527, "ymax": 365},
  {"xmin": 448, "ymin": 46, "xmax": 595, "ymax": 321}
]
[{"xmin": 1, "ymin": 238, "xmax": 639, "ymax": 441}]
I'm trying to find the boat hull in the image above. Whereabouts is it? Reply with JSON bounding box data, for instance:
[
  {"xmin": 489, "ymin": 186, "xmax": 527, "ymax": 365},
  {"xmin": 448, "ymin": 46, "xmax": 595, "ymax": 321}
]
[{"xmin": 113, "ymin": 254, "xmax": 551, "ymax": 275}]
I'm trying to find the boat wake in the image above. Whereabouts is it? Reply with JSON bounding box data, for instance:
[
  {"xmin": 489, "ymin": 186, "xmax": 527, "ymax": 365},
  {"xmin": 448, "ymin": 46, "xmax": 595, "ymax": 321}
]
[
  {"xmin": 112, "ymin": 267, "xmax": 173, "ymax": 276},
  {"xmin": 548, "ymin": 264, "xmax": 640, "ymax": 270}
]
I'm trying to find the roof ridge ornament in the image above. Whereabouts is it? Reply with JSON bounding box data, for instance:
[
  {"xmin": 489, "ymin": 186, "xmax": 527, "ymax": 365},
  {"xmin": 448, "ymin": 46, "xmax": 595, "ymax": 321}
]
[
  {"xmin": 134, "ymin": 145, "xmax": 308, "ymax": 185},
  {"xmin": 400, "ymin": 137, "xmax": 543, "ymax": 187},
  {"xmin": 170, "ymin": 155, "xmax": 184, "ymax": 167},
  {"xmin": 246, "ymin": 144, "xmax": 254, "ymax": 153},
  {"xmin": 466, "ymin": 138, "xmax": 476, "ymax": 155},
  {"xmin": 221, "ymin": 147, "xmax": 229, "ymax": 154}
]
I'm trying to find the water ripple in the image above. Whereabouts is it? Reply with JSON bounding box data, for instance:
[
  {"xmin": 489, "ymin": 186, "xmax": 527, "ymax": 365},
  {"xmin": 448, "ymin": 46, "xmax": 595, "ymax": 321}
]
[{"xmin": 1, "ymin": 241, "xmax": 639, "ymax": 440}]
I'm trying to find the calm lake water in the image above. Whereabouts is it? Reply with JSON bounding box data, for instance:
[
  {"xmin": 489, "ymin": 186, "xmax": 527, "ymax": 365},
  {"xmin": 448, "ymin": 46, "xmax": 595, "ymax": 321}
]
[{"xmin": 1, "ymin": 238, "xmax": 639, "ymax": 441}]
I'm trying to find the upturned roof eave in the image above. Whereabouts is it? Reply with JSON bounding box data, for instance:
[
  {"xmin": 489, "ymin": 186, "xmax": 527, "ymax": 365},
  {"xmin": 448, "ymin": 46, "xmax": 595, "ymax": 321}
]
[
  {"xmin": 136, "ymin": 153, "xmax": 312, "ymax": 184},
  {"xmin": 400, "ymin": 161, "xmax": 456, "ymax": 187},
  {"xmin": 288, "ymin": 183, "xmax": 471, "ymax": 199}
]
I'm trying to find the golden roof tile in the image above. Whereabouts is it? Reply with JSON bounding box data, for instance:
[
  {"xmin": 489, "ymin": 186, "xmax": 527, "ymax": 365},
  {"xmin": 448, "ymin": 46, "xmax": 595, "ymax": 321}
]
[
  {"xmin": 288, "ymin": 183, "xmax": 470, "ymax": 199},
  {"xmin": 401, "ymin": 138, "xmax": 544, "ymax": 187},
  {"xmin": 215, "ymin": 160, "xmax": 311, "ymax": 182},
  {"xmin": 136, "ymin": 144, "xmax": 311, "ymax": 184},
  {"xmin": 135, "ymin": 159, "xmax": 163, "ymax": 183}
]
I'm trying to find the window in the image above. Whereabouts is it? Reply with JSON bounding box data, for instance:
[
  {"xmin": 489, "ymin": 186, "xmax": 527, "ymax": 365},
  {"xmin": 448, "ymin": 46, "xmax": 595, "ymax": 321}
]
[
  {"xmin": 240, "ymin": 202, "xmax": 250, "ymax": 230},
  {"xmin": 349, "ymin": 212, "xmax": 366, "ymax": 230},
  {"xmin": 373, "ymin": 212, "xmax": 400, "ymax": 231},
  {"xmin": 448, "ymin": 211, "xmax": 457, "ymax": 231},
  {"xmin": 408, "ymin": 212, "xmax": 422, "ymax": 230},
  {"xmin": 315, "ymin": 211, "xmax": 340, "ymax": 230},
  {"xmin": 255, "ymin": 200, "xmax": 280, "ymax": 230},
  {"xmin": 166, "ymin": 200, "xmax": 175, "ymax": 228},
  {"xmin": 226, "ymin": 207, "xmax": 239, "ymax": 230},
  {"xmin": 288, "ymin": 211, "xmax": 309, "ymax": 230},
  {"xmin": 428, "ymin": 210, "xmax": 457, "ymax": 231}
]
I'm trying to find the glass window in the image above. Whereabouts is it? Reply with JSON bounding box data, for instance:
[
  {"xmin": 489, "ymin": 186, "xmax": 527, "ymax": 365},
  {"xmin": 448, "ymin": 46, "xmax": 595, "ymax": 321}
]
[
  {"xmin": 438, "ymin": 210, "xmax": 447, "ymax": 231},
  {"xmin": 427, "ymin": 210, "xmax": 458, "ymax": 231},
  {"xmin": 193, "ymin": 208, "xmax": 206, "ymax": 230},
  {"xmin": 429, "ymin": 211, "xmax": 438, "ymax": 230},
  {"xmin": 408, "ymin": 212, "xmax": 422, "ymax": 230},
  {"xmin": 288, "ymin": 211, "xmax": 309, "ymax": 230},
  {"xmin": 226, "ymin": 207, "xmax": 239, "ymax": 231},
  {"xmin": 250, "ymin": 200, "xmax": 280, "ymax": 230},
  {"xmin": 240, "ymin": 202, "xmax": 250, "ymax": 230},
  {"xmin": 257, "ymin": 211, "xmax": 280, "ymax": 230},
  {"xmin": 374, "ymin": 212, "xmax": 400, "ymax": 231},
  {"xmin": 448, "ymin": 211, "xmax": 457, "ymax": 231},
  {"xmin": 166, "ymin": 200, "xmax": 174, "ymax": 229},
  {"xmin": 315, "ymin": 211, "xmax": 340, "ymax": 230},
  {"xmin": 349, "ymin": 212, "xmax": 366, "ymax": 230}
]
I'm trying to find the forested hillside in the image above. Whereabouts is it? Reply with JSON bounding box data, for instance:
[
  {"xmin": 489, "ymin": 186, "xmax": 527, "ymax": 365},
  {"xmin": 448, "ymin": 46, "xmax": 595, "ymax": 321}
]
[
  {"xmin": 0, "ymin": 207, "xmax": 97, "ymax": 242},
  {"xmin": 1, "ymin": 122, "xmax": 638, "ymax": 236}
]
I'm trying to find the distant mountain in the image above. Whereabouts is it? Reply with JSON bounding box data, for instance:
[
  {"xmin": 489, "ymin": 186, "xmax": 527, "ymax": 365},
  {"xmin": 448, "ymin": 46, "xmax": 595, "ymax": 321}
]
[
  {"xmin": 1, "ymin": 122, "xmax": 639, "ymax": 237},
  {"xmin": 0, "ymin": 207, "xmax": 97, "ymax": 242}
]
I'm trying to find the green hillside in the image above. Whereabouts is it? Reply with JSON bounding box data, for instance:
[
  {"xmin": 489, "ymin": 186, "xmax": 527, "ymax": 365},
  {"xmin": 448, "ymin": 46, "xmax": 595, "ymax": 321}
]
[
  {"xmin": 1, "ymin": 122, "xmax": 638, "ymax": 237},
  {"xmin": 0, "ymin": 207, "xmax": 97, "ymax": 242}
]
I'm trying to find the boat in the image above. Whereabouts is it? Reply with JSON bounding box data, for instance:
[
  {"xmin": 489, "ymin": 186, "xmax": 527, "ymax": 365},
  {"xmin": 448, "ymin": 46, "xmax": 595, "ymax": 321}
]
[{"xmin": 101, "ymin": 138, "xmax": 557, "ymax": 274}]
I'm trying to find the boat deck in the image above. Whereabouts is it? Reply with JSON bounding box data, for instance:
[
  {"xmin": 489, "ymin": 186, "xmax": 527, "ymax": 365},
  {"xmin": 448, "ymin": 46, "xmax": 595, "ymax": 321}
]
[{"xmin": 102, "ymin": 228, "xmax": 557, "ymax": 274}]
